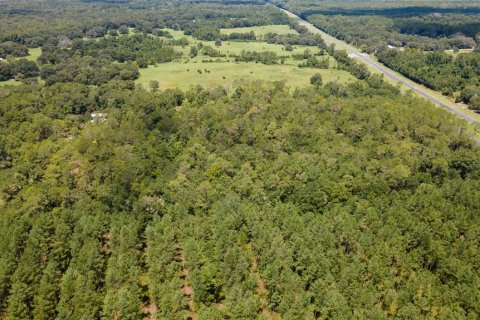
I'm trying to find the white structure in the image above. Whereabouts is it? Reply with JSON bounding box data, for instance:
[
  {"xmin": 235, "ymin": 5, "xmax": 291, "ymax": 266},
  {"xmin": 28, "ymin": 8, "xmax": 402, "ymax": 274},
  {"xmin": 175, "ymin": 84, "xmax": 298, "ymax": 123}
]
[{"xmin": 90, "ymin": 112, "xmax": 107, "ymax": 123}]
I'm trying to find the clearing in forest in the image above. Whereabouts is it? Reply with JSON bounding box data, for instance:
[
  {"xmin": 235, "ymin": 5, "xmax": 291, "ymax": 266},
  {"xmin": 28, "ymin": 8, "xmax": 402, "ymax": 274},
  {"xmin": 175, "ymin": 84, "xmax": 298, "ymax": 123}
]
[
  {"xmin": 221, "ymin": 25, "xmax": 299, "ymax": 37},
  {"xmin": 137, "ymin": 28, "xmax": 353, "ymax": 90},
  {"xmin": 137, "ymin": 60, "xmax": 353, "ymax": 90}
]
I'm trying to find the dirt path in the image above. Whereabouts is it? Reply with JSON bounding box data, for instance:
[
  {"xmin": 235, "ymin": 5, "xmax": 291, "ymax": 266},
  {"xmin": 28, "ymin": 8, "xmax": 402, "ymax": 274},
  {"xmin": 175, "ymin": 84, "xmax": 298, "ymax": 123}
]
[
  {"xmin": 177, "ymin": 244, "xmax": 197, "ymax": 320},
  {"xmin": 252, "ymin": 255, "xmax": 280, "ymax": 320}
]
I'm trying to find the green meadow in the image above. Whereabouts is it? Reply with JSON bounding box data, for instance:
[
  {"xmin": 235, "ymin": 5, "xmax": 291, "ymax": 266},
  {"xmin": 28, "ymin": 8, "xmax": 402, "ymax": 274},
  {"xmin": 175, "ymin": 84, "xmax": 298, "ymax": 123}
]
[
  {"xmin": 136, "ymin": 59, "xmax": 354, "ymax": 90},
  {"xmin": 1, "ymin": 26, "xmax": 356, "ymax": 90},
  {"xmin": 137, "ymin": 25, "xmax": 351, "ymax": 90},
  {"xmin": 25, "ymin": 48, "xmax": 41, "ymax": 61},
  {"xmin": 200, "ymin": 40, "xmax": 324, "ymax": 57},
  {"xmin": 221, "ymin": 25, "xmax": 298, "ymax": 36},
  {"xmin": 0, "ymin": 80, "xmax": 21, "ymax": 87}
]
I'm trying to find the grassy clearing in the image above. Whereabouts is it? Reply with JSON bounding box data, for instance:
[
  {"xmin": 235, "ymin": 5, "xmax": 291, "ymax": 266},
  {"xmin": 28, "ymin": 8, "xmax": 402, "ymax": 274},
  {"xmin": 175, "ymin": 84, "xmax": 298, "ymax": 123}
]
[
  {"xmin": 136, "ymin": 59, "xmax": 354, "ymax": 90},
  {"xmin": 445, "ymin": 48, "xmax": 474, "ymax": 57},
  {"xmin": 12, "ymin": 48, "xmax": 41, "ymax": 62},
  {"xmin": 138, "ymin": 28, "xmax": 344, "ymax": 90},
  {"xmin": 162, "ymin": 28, "xmax": 196, "ymax": 42},
  {"xmin": 165, "ymin": 28, "xmax": 322, "ymax": 57},
  {"xmin": 0, "ymin": 80, "xmax": 22, "ymax": 87},
  {"xmin": 26, "ymin": 48, "xmax": 41, "ymax": 61},
  {"xmin": 203, "ymin": 40, "xmax": 322, "ymax": 57},
  {"xmin": 221, "ymin": 25, "xmax": 298, "ymax": 36}
]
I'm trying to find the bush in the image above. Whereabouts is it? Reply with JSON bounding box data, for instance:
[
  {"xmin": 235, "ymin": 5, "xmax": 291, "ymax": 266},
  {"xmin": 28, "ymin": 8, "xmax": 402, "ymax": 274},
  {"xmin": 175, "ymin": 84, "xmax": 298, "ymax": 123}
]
[{"xmin": 310, "ymin": 73, "xmax": 323, "ymax": 88}]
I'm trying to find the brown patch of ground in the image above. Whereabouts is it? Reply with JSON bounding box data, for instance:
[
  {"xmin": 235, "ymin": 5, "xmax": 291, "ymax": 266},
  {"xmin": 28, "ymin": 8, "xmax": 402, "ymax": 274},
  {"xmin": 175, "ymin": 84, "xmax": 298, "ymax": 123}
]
[
  {"xmin": 253, "ymin": 255, "xmax": 281, "ymax": 320},
  {"xmin": 177, "ymin": 244, "xmax": 197, "ymax": 320},
  {"xmin": 142, "ymin": 303, "xmax": 157, "ymax": 320}
]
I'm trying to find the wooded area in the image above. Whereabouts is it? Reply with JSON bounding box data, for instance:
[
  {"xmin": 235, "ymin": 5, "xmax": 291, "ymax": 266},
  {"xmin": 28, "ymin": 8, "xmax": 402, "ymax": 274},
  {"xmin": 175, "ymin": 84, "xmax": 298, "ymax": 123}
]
[{"xmin": 1, "ymin": 0, "xmax": 480, "ymax": 319}]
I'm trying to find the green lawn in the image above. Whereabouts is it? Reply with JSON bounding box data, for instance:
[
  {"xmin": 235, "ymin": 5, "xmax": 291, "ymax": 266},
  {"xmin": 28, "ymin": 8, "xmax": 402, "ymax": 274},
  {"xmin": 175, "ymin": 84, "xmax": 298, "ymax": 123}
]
[
  {"xmin": 136, "ymin": 59, "xmax": 354, "ymax": 90},
  {"xmin": 11, "ymin": 48, "xmax": 41, "ymax": 62},
  {"xmin": 221, "ymin": 25, "xmax": 298, "ymax": 37}
]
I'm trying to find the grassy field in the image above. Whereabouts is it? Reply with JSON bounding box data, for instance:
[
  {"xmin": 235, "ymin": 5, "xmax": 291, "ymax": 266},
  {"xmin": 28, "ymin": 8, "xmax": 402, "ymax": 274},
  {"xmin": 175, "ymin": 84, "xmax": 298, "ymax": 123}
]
[
  {"xmin": 445, "ymin": 48, "xmax": 474, "ymax": 57},
  {"xmin": 26, "ymin": 48, "xmax": 41, "ymax": 61},
  {"xmin": 136, "ymin": 26, "xmax": 346, "ymax": 90},
  {"xmin": 136, "ymin": 59, "xmax": 353, "ymax": 90},
  {"xmin": 0, "ymin": 80, "xmax": 22, "ymax": 87},
  {"xmin": 221, "ymin": 25, "xmax": 298, "ymax": 36},
  {"xmin": 203, "ymin": 40, "xmax": 323, "ymax": 56}
]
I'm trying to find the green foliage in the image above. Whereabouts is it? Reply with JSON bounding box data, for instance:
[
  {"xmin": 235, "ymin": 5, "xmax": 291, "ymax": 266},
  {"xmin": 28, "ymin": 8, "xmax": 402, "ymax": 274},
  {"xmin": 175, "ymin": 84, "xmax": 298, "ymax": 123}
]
[
  {"xmin": 1, "ymin": 1, "xmax": 480, "ymax": 319},
  {"xmin": 299, "ymin": 55, "xmax": 329, "ymax": 69},
  {"xmin": 377, "ymin": 48, "xmax": 480, "ymax": 108},
  {"xmin": 0, "ymin": 42, "xmax": 29, "ymax": 58},
  {"xmin": 0, "ymin": 78, "xmax": 479, "ymax": 319},
  {"xmin": 102, "ymin": 214, "xmax": 142, "ymax": 320},
  {"xmin": 287, "ymin": 0, "xmax": 480, "ymax": 53},
  {"xmin": 265, "ymin": 32, "xmax": 325, "ymax": 47},
  {"xmin": 0, "ymin": 59, "xmax": 39, "ymax": 81},
  {"xmin": 234, "ymin": 50, "xmax": 281, "ymax": 65},
  {"xmin": 39, "ymin": 56, "xmax": 139, "ymax": 86},
  {"xmin": 202, "ymin": 45, "xmax": 226, "ymax": 58},
  {"xmin": 310, "ymin": 72, "xmax": 323, "ymax": 87}
]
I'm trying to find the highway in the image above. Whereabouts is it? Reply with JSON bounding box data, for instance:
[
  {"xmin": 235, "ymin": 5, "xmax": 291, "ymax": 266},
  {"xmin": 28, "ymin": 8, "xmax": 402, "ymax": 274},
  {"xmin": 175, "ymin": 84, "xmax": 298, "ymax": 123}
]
[{"xmin": 274, "ymin": 4, "xmax": 480, "ymax": 139}]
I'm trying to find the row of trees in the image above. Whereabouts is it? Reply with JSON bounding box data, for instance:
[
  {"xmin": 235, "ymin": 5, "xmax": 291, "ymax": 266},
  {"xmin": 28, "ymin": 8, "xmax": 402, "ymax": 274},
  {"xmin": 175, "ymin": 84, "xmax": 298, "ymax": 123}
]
[
  {"xmin": 233, "ymin": 50, "xmax": 284, "ymax": 64},
  {"xmin": 298, "ymin": 55, "xmax": 329, "ymax": 68},
  {"xmin": 264, "ymin": 32, "xmax": 326, "ymax": 47}
]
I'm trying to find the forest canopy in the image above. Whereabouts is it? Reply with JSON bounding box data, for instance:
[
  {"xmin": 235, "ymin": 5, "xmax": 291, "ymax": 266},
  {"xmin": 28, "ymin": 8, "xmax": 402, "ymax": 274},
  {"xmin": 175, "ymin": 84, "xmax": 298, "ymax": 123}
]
[
  {"xmin": 0, "ymin": 0, "xmax": 480, "ymax": 319},
  {"xmin": 1, "ymin": 75, "xmax": 479, "ymax": 319}
]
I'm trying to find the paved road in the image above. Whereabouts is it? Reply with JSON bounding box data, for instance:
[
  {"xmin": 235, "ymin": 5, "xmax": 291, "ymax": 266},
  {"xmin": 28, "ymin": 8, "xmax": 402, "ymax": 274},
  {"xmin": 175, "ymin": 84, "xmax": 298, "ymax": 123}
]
[{"xmin": 274, "ymin": 5, "xmax": 480, "ymax": 134}]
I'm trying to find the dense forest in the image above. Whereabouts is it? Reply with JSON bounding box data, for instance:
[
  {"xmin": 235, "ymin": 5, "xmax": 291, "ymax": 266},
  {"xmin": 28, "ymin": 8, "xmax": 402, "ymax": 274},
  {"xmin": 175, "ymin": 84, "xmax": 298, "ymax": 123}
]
[
  {"xmin": 1, "ymin": 0, "xmax": 480, "ymax": 319},
  {"xmin": 1, "ymin": 73, "xmax": 480, "ymax": 319},
  {"xmin": 0, "ymin": 0, "xmax": 288, "ymax": 55}
]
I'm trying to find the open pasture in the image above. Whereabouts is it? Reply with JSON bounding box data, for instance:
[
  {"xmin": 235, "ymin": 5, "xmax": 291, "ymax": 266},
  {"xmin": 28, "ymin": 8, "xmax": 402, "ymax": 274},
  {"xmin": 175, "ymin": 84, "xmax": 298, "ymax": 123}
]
[
  {"xmin": 221, "ymin": 25, "xmax": 298, "ymax": 36},
  {"xmin": 136, "ymin": 59, "xmax": 354, "ymax": 90}
]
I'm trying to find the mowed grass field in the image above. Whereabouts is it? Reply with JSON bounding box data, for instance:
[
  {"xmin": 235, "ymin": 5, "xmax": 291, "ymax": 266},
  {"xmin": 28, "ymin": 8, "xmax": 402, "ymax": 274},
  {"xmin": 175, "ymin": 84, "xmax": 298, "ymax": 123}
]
[
  {"xmin": 221, "ymin": 25, "xmax": 298, "ymax": 36},
  {"xmin": 136, "ymin": 60, "xmax": 354, "ymax": 90}
]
